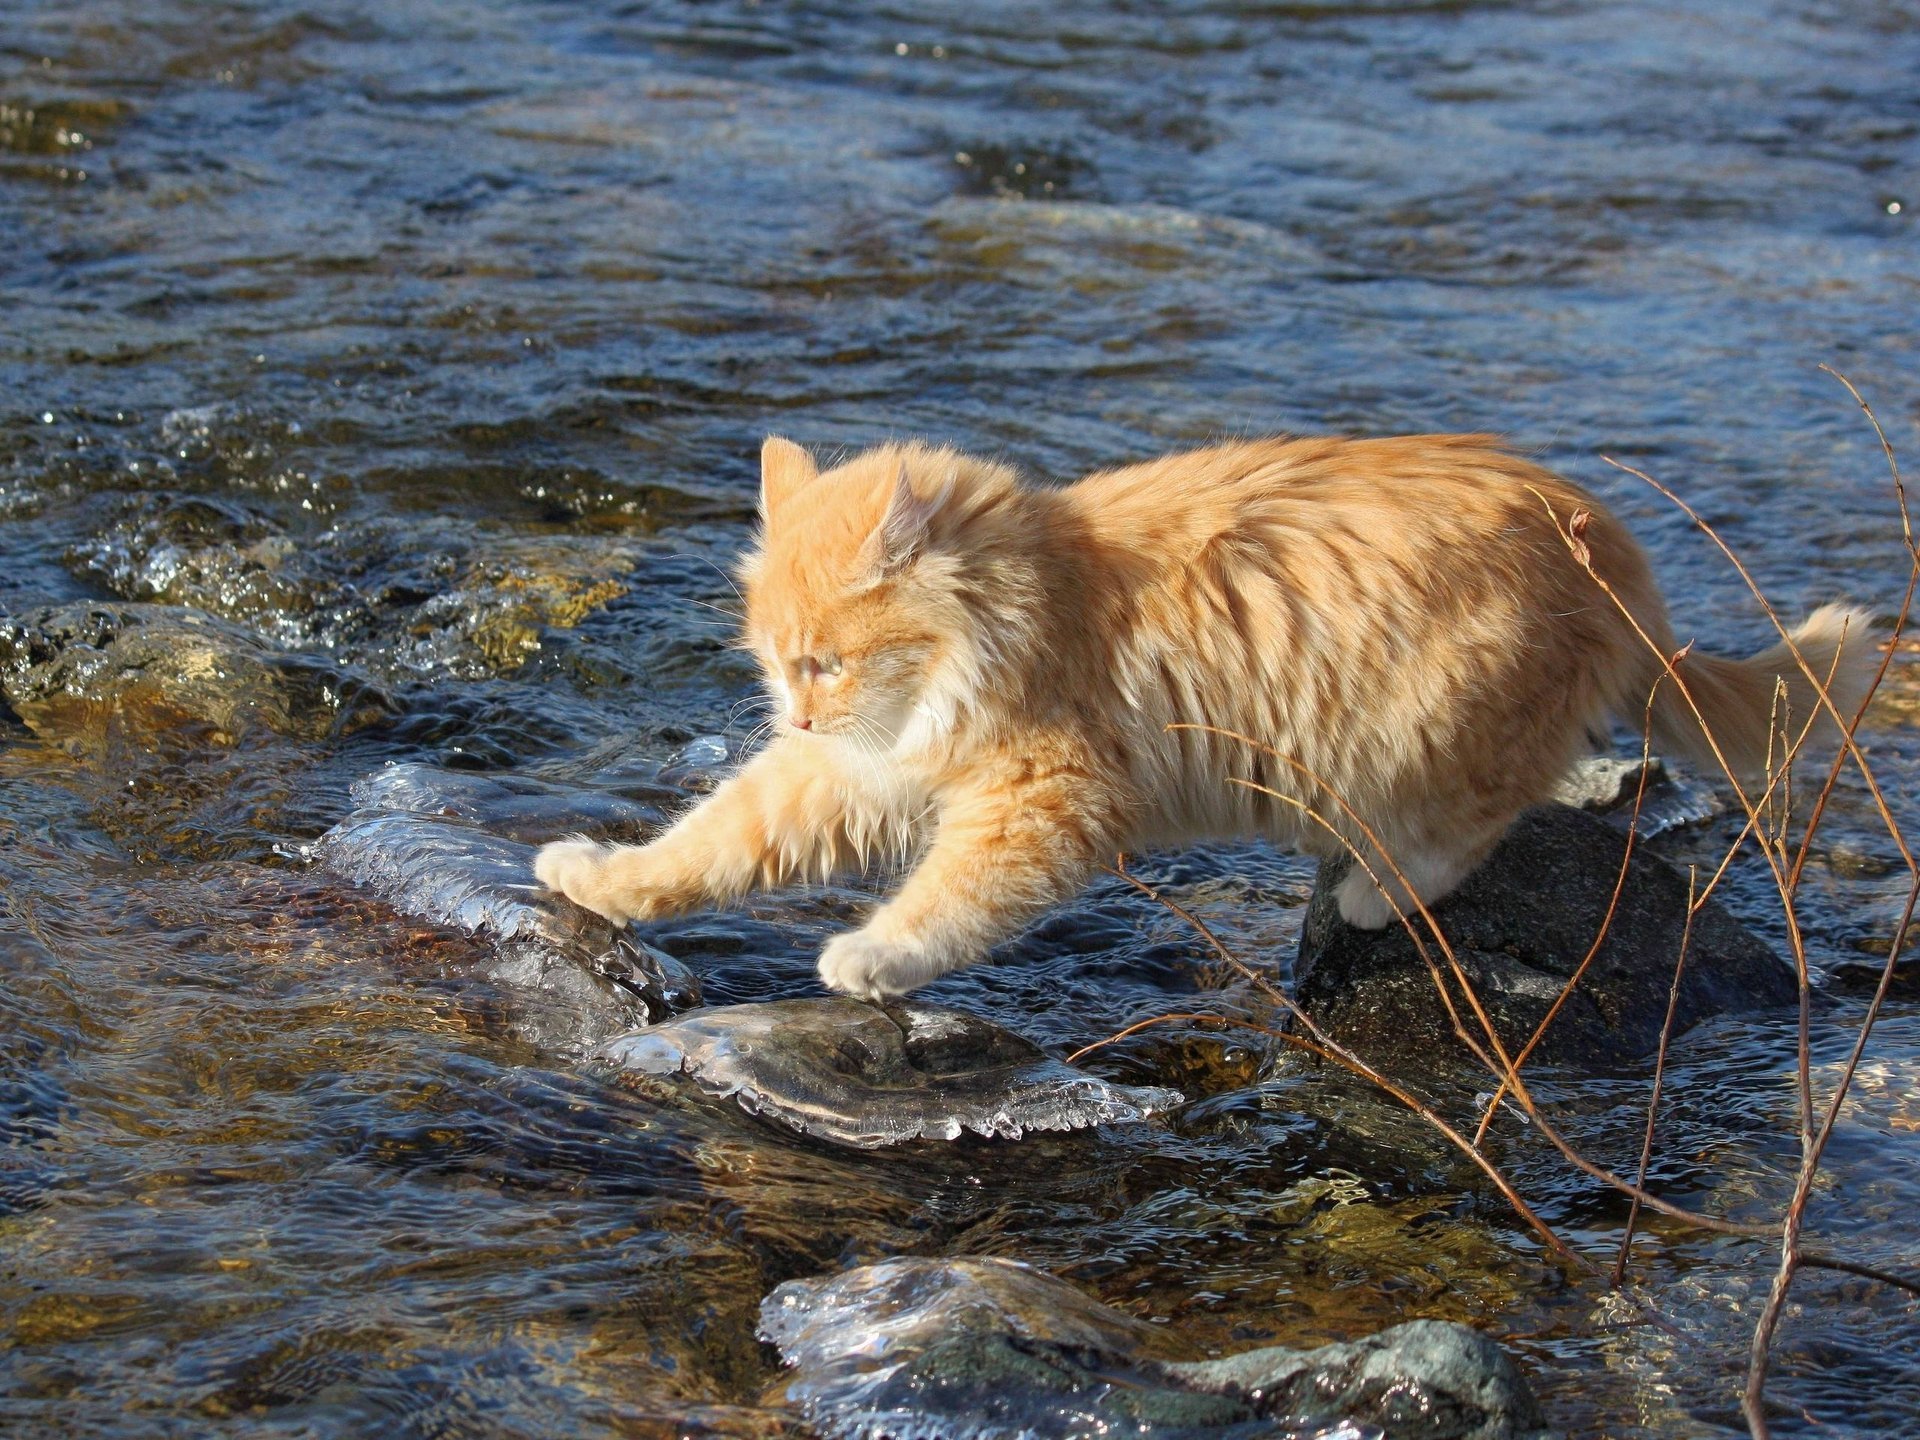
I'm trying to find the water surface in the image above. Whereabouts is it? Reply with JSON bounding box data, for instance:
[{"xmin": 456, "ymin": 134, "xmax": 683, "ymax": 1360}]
[{"xmin": 3, "ymin": 1, "xmax": 1918, "ymax": 1435}]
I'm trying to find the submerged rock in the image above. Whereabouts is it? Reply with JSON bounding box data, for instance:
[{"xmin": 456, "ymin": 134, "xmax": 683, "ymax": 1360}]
[
  {"xmin": 1171, "ymin": 1326, "xmax": 1550, "ymax": 1440},
  {"xmin": 315, "ymin": 764, "xmax": 698, "ymax": 1044},
  {"xmin": 603, "ymin": 998, "xmax": 1181, "ymax": 1148},
  {"xmin": 1294, "ymin": 804, "xmax": 1796, "ymax": 1068},
  {"xmin": 760, "ymin": 1256, "xmax": 1549, "ymax": 1440},
  {"xmin": 68, "ymin": 495, "xmax": 639, "ymax": 680},
  {"xmin": 0, "ymin": 601, "xmax": 393, "ymax": 746}
]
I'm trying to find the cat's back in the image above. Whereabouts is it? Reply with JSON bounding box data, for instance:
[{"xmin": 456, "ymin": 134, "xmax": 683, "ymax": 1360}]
[{"xmin": 1066, "ymin": 432, "xmax": 1586, "ymax": 556}]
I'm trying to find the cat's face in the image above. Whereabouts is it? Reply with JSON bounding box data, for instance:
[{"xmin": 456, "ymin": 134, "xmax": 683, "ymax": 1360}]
[{"xmin": 739, "ymin": 439, "xmax": 956, "ymax": 749}]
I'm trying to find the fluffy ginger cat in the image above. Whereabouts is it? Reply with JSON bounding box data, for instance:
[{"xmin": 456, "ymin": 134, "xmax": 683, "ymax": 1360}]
[{"xmin": 535, "ymin": 434, "xmax": 1874, "ymax": 999}]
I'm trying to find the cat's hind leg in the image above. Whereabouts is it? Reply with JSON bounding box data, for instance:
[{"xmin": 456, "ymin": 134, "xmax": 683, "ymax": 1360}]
[{"xmin": 1332, "ymin": 833, "xmax": 1496, "ymax": 930}]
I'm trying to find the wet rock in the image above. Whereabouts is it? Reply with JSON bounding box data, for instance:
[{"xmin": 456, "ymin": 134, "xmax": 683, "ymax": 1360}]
[
  {"xmin": 1294, "ymin": 804, "xmax": 1797, "ymax": 1068},
  {"xmin": 68, "ymin": 495, "xmax": 639, "ymax": 680},
  {"xmin": 603, "ymin": 999, "xmax": 1181, "ymax": 1148},
  {"xmin": 1171, "ymin": 1323, "xmax": 1549, "ymax": 1440},
  {"xmin": 0, "ymin": 601, "xmax": 393, "ymax": 746},
  {"xmin": 1552, "ymin": 755, "xmax": 1720, "ymax": 836},
  {"xmin": 377, "ymin": 531, "xmax": 636, "ymax": 679},
  {"xmin": 760, "ymin": 1256, "xmax": 1549, "ymax": 1440},
  {"xmin": 315, "ymin": 764, "xmax": 698, "ymax": 1045}
]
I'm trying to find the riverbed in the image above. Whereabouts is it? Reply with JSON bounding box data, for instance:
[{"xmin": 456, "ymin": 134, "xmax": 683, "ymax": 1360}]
[{"xmin": 2, "ymin": 2, "xmax": 1917, "ymax": 1435}]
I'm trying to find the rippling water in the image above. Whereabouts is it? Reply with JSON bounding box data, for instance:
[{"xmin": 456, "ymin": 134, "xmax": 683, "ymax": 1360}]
[{"xmin": 3, "ymin": 1, "xmax": 1917, "ymax": 1435}]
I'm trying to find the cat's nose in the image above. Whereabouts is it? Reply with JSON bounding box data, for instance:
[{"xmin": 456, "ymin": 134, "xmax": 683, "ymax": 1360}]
[{"xmin": 790, "ymin": 716, "xmax": 813, "ymax": 730}]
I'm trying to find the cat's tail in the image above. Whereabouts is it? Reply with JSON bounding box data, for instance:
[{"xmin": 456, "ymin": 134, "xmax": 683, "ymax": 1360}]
[{"xmin": 1647, "ymin": 603, "xmax": 1880, "ymax": 785}]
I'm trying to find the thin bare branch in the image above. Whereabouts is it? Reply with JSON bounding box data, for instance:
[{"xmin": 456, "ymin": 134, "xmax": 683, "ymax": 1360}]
[{"xmin": 1614, "ymin": 867, "xmax": 1698, "ymax": 1286}]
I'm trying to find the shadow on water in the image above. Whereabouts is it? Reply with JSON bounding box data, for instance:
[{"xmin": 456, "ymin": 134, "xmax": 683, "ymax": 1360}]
[{"xmin": 1, "ymin": 0, "xmax": 1918, "ymax": 1434}]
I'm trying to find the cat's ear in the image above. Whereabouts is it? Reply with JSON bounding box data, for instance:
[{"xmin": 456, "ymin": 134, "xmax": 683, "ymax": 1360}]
[
  {"xmin": 760, "ymin": 436, "xmax": 818, "ymax": 519},
  {"xmin": 862, "ymin": 462, "xmax": 950, "ymax": 579}
]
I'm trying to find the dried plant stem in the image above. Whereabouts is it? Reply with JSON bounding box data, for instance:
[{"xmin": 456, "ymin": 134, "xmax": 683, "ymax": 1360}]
[
  {"xmin": 1175, "ymin": 725, "xmax": 1783, "ymax": 1238},
  {"xmin": 1102, "ymin": 860, "xmax": 1578, "ymax": 1264},
  {"xmin": 1613, "ymin": 867, "xmax": 1697, "ymax": 1286},
  {"xmin": 1069, "ymin": 374, "xmax": 1912, "ymax": 1436},
  {"xmin": 1540, "ymin": 368, "xmax": 1914, "ymax": 1437},
  {"xmin": 1169, "ymin": 723, "xmax": 1532, "ymax": 1093}
]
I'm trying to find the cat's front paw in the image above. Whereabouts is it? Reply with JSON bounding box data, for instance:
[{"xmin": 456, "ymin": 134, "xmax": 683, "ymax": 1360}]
[
  {"xmin": 534, "ymin": 839, "xmax": 632, "ymax": 924},
  {"xmin": 818, "ymin": 930, "xmax": 942, "ymax": 1000}
]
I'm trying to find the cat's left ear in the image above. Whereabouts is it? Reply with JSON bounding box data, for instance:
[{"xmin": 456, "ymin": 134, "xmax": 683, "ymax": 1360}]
[
  {"xmin": 863, "ymin": 463, "xmax": 950, "ymax": 579},
  {"xmin": 760, "ymin": 436, "xmax": 818, "ymax": 519}
]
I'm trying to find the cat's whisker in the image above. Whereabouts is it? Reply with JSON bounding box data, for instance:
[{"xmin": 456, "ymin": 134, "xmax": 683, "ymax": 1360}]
[
  {"xmin": 693, "ymin": 554, "xmax": 750, "ymax": 615},
  {"xmin": 681, "ymin": 596, "xmax": 744, "ymax": 620}
]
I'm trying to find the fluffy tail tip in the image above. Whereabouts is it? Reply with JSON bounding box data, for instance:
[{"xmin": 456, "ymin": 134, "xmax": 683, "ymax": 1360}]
[{"xmin": 1788, "ymin": 602, "xmax": 1881, "ymax": 722}]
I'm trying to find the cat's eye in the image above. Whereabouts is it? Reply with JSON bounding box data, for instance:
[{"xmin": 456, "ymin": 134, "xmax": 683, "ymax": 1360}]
[{"xmin": 797, "ymin": 654, "xmax": 843, "ymax": 679}]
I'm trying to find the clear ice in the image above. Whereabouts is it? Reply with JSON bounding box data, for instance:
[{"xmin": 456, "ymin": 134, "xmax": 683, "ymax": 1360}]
[
  {"xmin": 314, "ymin": 764, "xmax": 699, "ymax": 1049},
  {"xmin": 601, "ymin": 997, "xmax": 1182, "ymax": 1148},
  {"xmin": 759, "ymin": 1256, "xmax": 1382, "ymax": 1440}
]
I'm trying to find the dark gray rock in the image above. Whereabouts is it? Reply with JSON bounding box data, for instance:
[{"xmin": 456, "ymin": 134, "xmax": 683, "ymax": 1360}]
[
  {"xmin": 760, "ymin": 1256, "xmax": 1550, "ymax": 1440},
  {"xmin": 0, "ymin": 601, "xmax": 393, "ymax": 745},
  {"xmin": 605, "ymin": 998, "xmax": 1181, "ymax": 1148},
  {"xmin": 1294, "ymin": 804, "xmax": 1797, "ymax": 1068}
]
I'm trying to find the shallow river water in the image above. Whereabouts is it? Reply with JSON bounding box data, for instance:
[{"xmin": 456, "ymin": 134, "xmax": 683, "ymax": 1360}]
[{"xmin": 2, "ymin": 2, "xmax": 1918, "ymax": 1436}]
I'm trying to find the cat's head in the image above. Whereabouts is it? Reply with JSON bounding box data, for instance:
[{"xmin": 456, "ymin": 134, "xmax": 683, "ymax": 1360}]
[{"xmin": 738, "ymin": 437, "xmax": 1009, "ymax": 750}]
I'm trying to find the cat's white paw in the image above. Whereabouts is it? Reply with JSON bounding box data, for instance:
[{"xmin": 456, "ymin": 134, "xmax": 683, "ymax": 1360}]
[
  {"xmin": 818, "ymin": 930, "xmax": 940, "ymax": 1000},
  {"xmin": 534, "ymin": 839, "xmax": 627, "ymax": 924},
  {"xmin": 1333, "ymin": 867, "xmax": 1401, "ymax": 930}
]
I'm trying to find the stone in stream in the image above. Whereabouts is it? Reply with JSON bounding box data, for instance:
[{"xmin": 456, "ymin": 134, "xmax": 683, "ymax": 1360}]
[
  {"xmin": 67, "ymin": 490, "xmax": 644, "ymax": 681},
  {"xmin": 1293, "ymin": 803, "xmax": 1797, "ymax": 1069},
  {"xmin": 314, "ymin": 764, "xmax": 698, "ymax": 1043},
  {"xmin": 602, "ymin": 998, "xmax": 1182, "ymax": 1148},
  {"xmin": 0, "ymin": 601, "xmax": 395, "ymax": 745},
  {"xmin": 1551, "ymin": 755, "xmax": 1721, "ymax": 836},
  {"xmin": 759, "ymin": 1256, "xmax": 1550, "ymax": 1440}
]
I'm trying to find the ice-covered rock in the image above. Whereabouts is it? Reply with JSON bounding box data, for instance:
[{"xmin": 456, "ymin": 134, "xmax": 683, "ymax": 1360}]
[
  {"xmin": 760, "ymin": 1256, "xmax": 1548, "ymax": 1440},
  {"xmin": 1553, "ymin": 755, "xmax": 1720, "ymax": 836},
  {"xmin": 348, "ymin": 763, "xmax": 666, "ymax": 846},
  {"xmin": 315, "ymin": 764, "xmax": 698, "ymax": 1042},
  {"xmin": 602, "ymin": 998, "xmax": 1181, "ymax": 1148}
]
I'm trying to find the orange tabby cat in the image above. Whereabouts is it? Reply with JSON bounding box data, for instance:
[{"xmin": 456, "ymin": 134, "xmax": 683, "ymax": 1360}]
[{"xmin": 535, "ymin": 434, "xmax": 1874, "ymax": 998}]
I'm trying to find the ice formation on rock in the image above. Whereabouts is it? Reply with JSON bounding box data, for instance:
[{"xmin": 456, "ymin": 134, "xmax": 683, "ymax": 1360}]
[
  {"xmin": 602, "ymin": 998, "xmax": 1181, "ymax": 1148},
  {"xmin": 315, "ymin": 764, "xmax": 698, "ymax": 1044},
  {"xmin": 761, "ymin": 1256, "xmax": 1547, "ymax": 1440}
]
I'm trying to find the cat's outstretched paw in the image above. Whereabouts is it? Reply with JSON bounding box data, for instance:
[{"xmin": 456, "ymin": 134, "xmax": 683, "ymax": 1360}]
[
  {"xmin": 534, "ymin": 838, "xmax": 630, "ymax": 924},
  {"xmin": 818, "ymin": 930, "xmax": 941, "ymax": 1000}
]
